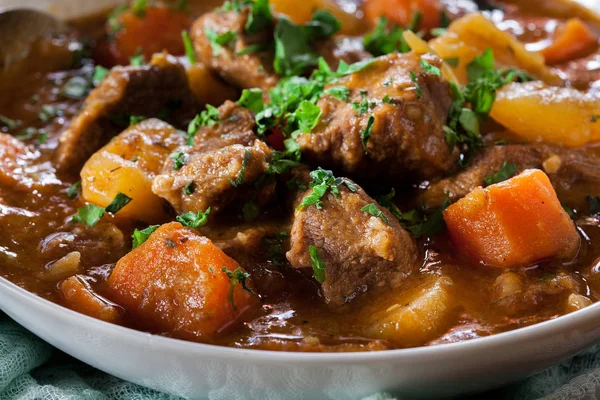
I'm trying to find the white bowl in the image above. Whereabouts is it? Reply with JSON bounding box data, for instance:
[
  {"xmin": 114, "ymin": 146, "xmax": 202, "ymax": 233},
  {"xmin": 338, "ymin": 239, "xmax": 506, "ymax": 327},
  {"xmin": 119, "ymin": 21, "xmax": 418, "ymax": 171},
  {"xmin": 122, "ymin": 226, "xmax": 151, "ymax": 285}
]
[{"xmin": 2, "ymin": 275, "xmax": 600, "ymax": 399}]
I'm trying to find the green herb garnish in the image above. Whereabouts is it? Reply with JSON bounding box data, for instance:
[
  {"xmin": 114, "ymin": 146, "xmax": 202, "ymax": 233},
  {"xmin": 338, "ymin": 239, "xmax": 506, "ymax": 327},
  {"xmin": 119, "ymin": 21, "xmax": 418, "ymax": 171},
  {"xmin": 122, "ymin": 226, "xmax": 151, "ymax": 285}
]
[
  {"xmin": 484, "ymin": 161, "xmax": 517, "ymax": 186},
  {"xmin": 309, "ymin": 245, "xmax": 326, "ymax": 283},
  {"xmin": 297, "ymin": 168, "xmax": 357, "ymax": 210},
  {"xmin": 361, "ymin": 203, "xmax": 388, "ymax": 224},
  {"xmin": 228, "ymin": 150, "xmax": 252, "ymax": 187},
  {"xmin": 176, "ymin": 207, "xmax": 211, "ymax": 228},
  {"xmin": 181, "ymin": 30, "xmax": 197, "ymax": 64},
  {"xmin": 132, "ymin": 225, "xmax": 160, "ymax": 248},
  {"xmin": 221, "ymin": 267, "xmax": 256, "ymax": 311}
]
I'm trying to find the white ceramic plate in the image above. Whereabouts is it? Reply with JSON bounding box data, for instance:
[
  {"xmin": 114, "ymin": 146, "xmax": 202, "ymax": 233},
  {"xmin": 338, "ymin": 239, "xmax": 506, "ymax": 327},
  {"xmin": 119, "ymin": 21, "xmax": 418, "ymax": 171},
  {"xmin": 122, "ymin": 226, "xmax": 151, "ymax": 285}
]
[{"xmin": 3, "ymin": 275, "xmax": 600, "ymax": 399}]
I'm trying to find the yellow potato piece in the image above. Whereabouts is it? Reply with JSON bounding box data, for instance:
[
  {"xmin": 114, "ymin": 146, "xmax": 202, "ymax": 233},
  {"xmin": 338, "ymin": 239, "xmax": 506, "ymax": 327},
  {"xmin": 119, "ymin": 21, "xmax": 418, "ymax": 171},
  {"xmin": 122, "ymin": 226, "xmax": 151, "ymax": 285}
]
[
  {"xmin": 366, "ymin": 276, "xmax": 456, "ymax": 347},
  {"xmin": 80, "ymin": 118, "xmax": 185, "ymax": 223},
  {"xmin": 429, "ymin": 13, "xmax": 561, "ymax": 85},
  {"xmin": 185, "ymin": 62, "xmax": 238, "ymax": 106},
  {"xmin": 490, "ymin": 81, "xmax": 600, "ymax": 147}
]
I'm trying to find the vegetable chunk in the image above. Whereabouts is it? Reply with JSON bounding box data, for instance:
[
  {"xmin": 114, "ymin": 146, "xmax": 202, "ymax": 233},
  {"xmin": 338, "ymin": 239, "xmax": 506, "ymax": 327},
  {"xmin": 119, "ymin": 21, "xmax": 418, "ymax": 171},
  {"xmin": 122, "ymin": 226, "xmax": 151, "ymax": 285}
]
[
  {"xmin": 107, "ymin": 222, "xmax": 259, "ymax": 341},
  {"xmin": 80, "ymin": 119, "xmax": 184, "ymax": 223},
  {"xmin": 540, "ymin": 18, "xmax": 598, "ymax": 65},
  {"xmin": 59, "ymin": 275, "xmax": 121, "ymax": 323},
  {"xmin": 443, "ymin": 169, "xmax": 579, "ymax": 268}
]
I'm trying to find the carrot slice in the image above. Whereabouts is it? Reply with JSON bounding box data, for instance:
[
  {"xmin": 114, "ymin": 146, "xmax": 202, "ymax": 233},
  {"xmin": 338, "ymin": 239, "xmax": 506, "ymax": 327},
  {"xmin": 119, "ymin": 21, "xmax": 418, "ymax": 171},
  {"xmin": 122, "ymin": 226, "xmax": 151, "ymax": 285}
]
[
  {"xmin": 443, "ymin": 169, "xmax": 579, "ymax": 268},
  {"xmin": 363, "ymin": 0, "xmax": 442, "ymax": 31},
  {"xmin": 108, "ymin": 222, "xmax": 259, "ymax": 341},
  {"xmin": 540, "ymin": 18, "xmax": 598, "ymax": 65}
]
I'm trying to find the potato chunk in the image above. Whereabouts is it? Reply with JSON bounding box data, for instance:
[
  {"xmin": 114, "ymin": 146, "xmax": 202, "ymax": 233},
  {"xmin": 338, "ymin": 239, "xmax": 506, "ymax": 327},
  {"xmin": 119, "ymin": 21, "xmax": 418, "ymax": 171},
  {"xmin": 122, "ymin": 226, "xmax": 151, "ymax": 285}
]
[
  {"xmin": 367, "ymin": 276, "xmax": 456, "ymax": 347},
  {"xmin": 443, "ymin": 169, "xmax": 580, "ymax": 268},
  {"xmin": 80, "ymin": 119, "xmax": 184, "ymax": 223},
  {"xmin": 107, "ymin": 222, "xmax": 259, "ymax": 341},
  {"xmin": 490, "ymin": 81, "xmax": 600, "ymax": 147},
  {"xmin": 59, "ymin": 275, "xmax": 121, "ymax": 323}
]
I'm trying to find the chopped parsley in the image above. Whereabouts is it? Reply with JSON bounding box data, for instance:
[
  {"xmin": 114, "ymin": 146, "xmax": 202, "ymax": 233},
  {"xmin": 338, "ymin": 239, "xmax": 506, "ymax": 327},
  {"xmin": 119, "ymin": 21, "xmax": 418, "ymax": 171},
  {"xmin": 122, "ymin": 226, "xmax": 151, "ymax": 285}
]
[
  {"xmin": 93, "ymin": 66, "xmax": 109, "ymax": 86},
  {"xmin": 181, "ymin": 30, "xmax": 197, "ymax": 64},
  {"xmin": 382, "ymin": 95, "xmax": 394, "ymax": 104},
  {"xmin": 242, "ymin": 199, "xmax": 260, "ymax": 222},
  {"xmin": 104, "ymin": 192, "xmax": 133, "ymax": 214},
  {"xmin": 0, "ymin": 115, "xmax": 18, "ymax": 130},
  {"xmin": 444, "ymin": 57, "xmax": 459, "ymax": 68},
  {"xmin": 186, "ymin": 105, "xmax": 220, "ymax": 145},
  {"xmin": 361, "ymin": 115, "xmax": 375, "ymax": 151},
  {"xmin": 129, "ymin": 115, "xmax": 146, "ymax": 125},
  {"xmin": 220, "ymin": 0, "xmax": 251, "ymax": 12},
  {"xmin": 205, "ymin": 28, "xmax": 237, "ymax": 56},
  {"xmin": 363, "ymin": 17, "xmax": 410, "ymax": 56},
  {"xmin": 221, "ymin": 267, "xmax": 256, "ymax": 311},
  {"xmin": 229, "ymin": 150, "xmax": 252, "ymax": 187},
  {"xmin": 237, "ymin": 88, "xmax": 264, "ymax": 114},
  {"xmin": 297, "ymin": 168, "xmax": 357, "ymax": 210},
  {"xmin": 592, "ymin": 115, "xmax": 600, "ymax": 123},
  {"xmin": 66, "ymin": 181, "xmax": 81, "ymax": 199},
  {"xmin": 236, "ymin": 43, "xmax": 267, "ymax": 56},
  {"xmin": 245, "ymin": 0, "xmax": 272, "ymax": 33},
  {"xmin": 38, "ymin": 105, "xmax": 62, "ymax": 122},
  {"xmin": 176, "ymin": 208, "xmax": 211, "ymax": 228},
  {"xmin": 169, "ymin": 151, "xmax": 185, "ymax": 170},
  {"xmin": 407, "ymin": 10, "xmax": 422, "ymax": 31},
  {"xmin": 309, "ymin": 245, "xmax": 326, "ymax": 283},
  {"xmin": 325, "ymin": 86, "xmax": 350, "ymax": 102},
  {"xmin": 265, "ymin": 231, "xmax": 288, "ymax": 267},
  {"xmin": 361, "ymin": 203, "xmax": 388, "ymax": 224},
  {"xmin": 184, "ymin": 181, "xmax": 196, "ymax": 195},
  {"xmin": 352, "ymin": 92, "xmax": 376, "ymax": 116},
  {"xmin": 129, "ymin": 51, "xmax": 145, "ymax": 66},
  {"xmin": 484, "ymin": 161, "xmax": 517, "ymax": 186},
  {"xmin": 409, "ymin": 71, "xmax": 422, "ymax": 98},
  {"xmin": 131, "ymin": 225, "xmax": 160, "ymax": 248},
  {"xmin": 419, "ymin": 59, "xmax": 441, "ymax": 76},
  {"xmin": 294, "ymin": 100, "xmax": 322, "ymax": 132}
]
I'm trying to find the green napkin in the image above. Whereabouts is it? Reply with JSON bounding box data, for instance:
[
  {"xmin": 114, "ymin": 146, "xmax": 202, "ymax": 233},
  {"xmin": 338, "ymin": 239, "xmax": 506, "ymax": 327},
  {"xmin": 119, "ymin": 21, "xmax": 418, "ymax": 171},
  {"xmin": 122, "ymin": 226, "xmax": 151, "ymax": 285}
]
[{"xmin": 0, "ymin": 313, "xmax": 596, "ymax": 399}]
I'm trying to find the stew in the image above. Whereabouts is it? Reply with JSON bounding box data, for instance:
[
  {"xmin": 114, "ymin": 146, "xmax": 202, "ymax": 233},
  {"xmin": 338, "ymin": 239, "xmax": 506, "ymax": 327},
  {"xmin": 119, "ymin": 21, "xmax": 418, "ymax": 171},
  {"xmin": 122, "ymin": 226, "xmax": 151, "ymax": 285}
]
[{"xmin": 2, "ymin": 0, "xmax": 600, "ymax": 351}]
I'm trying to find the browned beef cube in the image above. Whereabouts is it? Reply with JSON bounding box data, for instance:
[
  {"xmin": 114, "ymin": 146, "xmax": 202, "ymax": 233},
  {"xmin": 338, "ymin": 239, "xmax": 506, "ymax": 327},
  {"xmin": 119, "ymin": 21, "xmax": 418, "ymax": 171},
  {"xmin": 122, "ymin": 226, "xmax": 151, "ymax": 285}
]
[
  {"xmin": 286, "ymin": 177, "xmax": 419, "ymax": 307},
  {"xmin": 297, "ymin": 52, "xmax": 458, "ymax": 181},
  {"xmin": 55, "ymin": 53, "xmax": 196, "ymax": 172}
]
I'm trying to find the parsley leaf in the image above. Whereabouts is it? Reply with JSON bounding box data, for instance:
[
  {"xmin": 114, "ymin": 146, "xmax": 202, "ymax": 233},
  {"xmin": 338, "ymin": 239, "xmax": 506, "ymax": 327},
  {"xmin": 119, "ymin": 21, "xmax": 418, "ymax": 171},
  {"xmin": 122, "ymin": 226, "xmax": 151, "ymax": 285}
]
[
  {"xmin": 245, "ymin": 0, "xmax": 272, "ymax": 33},
  {"xmin": 186, "ymin": 105, "xmax": 220, "ymax": 145},
  {"xmin": 237, "ymin": 88, "xmax": 264, "ymax": 113},
  {"xmin": 363, "ymin": 17, "xmax": 409, "ymax": 56},
  {"xmin": 409, "ymin": 71, "xmax": 422, "ymax": 98},
  {"xmin": 309, "ymin": 245, "xmax": 326, "ymax": 283},
  {"xmin": 181, "ymin": 30, "xmax": 197, "ymax": 64},
  {"xmin": 361, "ymin": 115, "xmax": 375, "ymax": 151},
  {"xmin": 72, "ymin": 204, "xmax": 106, "ymax": 227},
  {"xmin": 407, "ymin": 10, "xmax": 422, "ymax": 31},
  {"xmin": 176, "ymin": 207, "xmax": 211, "ymax": 228},
  {"xmin": 129, "ymin": 51, "xmax": 145, "ymax": 66},
  {"xmin": 184, "ymin": 181, "xmax": 196, "ymax": 195},
  {"xmin": 205, "ymin": 28, "xmax": 237, "ymax": 56},
  {"xmin": 38, "ymin": 105, "xmax": 62, "ymax": 122},
  {"xmin": 0, "ymin": 115, "xmax": 18, "ymax": 130},
  {"xmin": 93, "ymin": 65, "xmax": 109, "ymax": 86},
  {"xmin": 242, "ymin": 199, "xmax": 260, "ymax": 222},
  {"xmin": 129, "ymin": 115, "xmax": 146, "ymax": 125},
  {"xmin": 274, "ymin": 17, "xmax": 319, "ymax": 76},
  {"xmin": 361, "ymin": 203, "xmax": 388, "ymax": 224},
  {"xmin": 484, "ymin": 161, "xmax": 517, "ymax": 186},
  {"xmin": 105, "ymin": 192, "xmax": 132, "ymax": 214},
  {"xmin": 304, "ymin": 10, "xmax": 341, "ymax": 39},
  {"xmin": 419, "ymin": 59, "xmax": 441, "ymax": 76},
  {"xmin": 66, "ymin": 181, "xmax": 81, "ymax": 199},
  {"xmin": 325, "ymin": 86, "xmax": 350, "ymax": 101},
  {"xmin": 132, "ymin": 225, "xmax": 160, "ymax": 248},
  {"xmin": 297, "ymin": 168, "xmax": 357, "ymax": 209},
  {"xmin": 228, "ymin": 150, "xmax": 252, "ymax": 187},
  {"xmin": 221, "ymin": 267, "xmax": 256, "ymax": 311},
  {"xmin": 169, "ymin": 151, "xmax": 185, "ymax": 170},
  {"xmin": 294, "ymin": 100, "xmax": 322, "ymax": 132}
]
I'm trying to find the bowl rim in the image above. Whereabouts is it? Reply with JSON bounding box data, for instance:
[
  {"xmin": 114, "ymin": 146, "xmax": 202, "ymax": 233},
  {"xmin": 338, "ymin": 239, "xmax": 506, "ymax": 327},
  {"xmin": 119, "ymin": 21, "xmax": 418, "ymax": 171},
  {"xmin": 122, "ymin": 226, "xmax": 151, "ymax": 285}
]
[{"xmin": 3, "ymin": 275, "xmax": 600, "ymax": 363}]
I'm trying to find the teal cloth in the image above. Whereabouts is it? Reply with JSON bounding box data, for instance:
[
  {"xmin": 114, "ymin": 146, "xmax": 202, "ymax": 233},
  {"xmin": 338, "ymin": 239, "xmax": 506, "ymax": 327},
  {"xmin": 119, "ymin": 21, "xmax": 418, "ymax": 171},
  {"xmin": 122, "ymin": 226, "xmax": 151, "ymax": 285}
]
[{"xmin": 1, "ymin": 313, "xmax": 598, "ymax": 400}]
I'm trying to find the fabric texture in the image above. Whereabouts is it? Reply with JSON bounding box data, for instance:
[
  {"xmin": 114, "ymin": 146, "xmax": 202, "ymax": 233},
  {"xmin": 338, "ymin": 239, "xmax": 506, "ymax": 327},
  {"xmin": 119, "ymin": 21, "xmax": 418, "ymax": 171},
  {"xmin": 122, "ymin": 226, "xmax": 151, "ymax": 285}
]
[{"xmin": 1, "ymin": 313, "xmax": 599, "ymax": 400}]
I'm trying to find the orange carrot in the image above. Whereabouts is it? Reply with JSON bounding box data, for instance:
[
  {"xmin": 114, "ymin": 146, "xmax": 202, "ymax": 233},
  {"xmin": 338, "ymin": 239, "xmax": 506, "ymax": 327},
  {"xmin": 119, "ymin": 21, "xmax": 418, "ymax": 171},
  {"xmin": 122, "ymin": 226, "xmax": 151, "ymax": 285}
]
[
  {"xmin": 108, "ymin": 222, "xmax": 259, "ymax": 341},
  {"xmin": 443, "ymin": 169, "xmax": 579, "ymax": 268},
  {"xmin": 363, "ymin": 0, "xmax": 442, "ymax": 31},
  {"xmin": 59, "ymin": 275, "xmax": 122, "ymax": 323},
  {"xmin": 106, "ymin": 7, "xmax": 191, "ymax": 65},
  {"xmin": 541, "ymin": 18, "xmax": 598, "ymax": 65}
]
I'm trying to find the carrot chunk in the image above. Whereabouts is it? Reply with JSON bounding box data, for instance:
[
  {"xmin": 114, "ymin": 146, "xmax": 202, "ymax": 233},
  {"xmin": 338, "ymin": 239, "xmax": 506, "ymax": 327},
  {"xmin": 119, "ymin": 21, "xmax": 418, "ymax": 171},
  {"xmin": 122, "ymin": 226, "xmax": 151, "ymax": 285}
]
[
  {"xmin": 107, "ymin": 222, "xmax": 259, "ymax": 341},
  {"xmin": 443, "ymin": 169, "xmax": 579, "ymax": 268},
  {"xmin": 59, "ymin": 275, "xmax": 122, "ymax": 323},
  {"xmin": 540, "ymin": 18, "xmax": 598, "ymax": 65},
  {"xmin": 363, "ymin": 0, "xmax": 441, "ymax": 31}
]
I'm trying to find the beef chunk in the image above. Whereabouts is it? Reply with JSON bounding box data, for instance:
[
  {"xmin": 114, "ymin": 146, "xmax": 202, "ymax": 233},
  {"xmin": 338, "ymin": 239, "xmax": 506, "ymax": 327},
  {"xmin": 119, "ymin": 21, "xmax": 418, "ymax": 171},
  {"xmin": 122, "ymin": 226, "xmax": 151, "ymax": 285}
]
[
  {"xmin": 191, "ymin": 8, "xmax": 371, "ymax": 90},
  {"xmin": 421, "ymin": 144, "xmax": 600, "ymax": 209},
  {"xmin": 56, "ymin": 53, "xmax": 196, "ymax": 172},
  {"xmin": 191, "ymin": 100, "xmax": 257, "ymax": 153},
  {"xmin": 152, "ymin": 140, "xmax": 272, "ymax": 214},
  {"xmin": 297, "ymin": 52, "xmax": 458, "ymax": 181},
  {"xmin": 286, "ymin": 179, "xmax": 419, "ymax": 307},
  {"xmin": 191, "ymin": 8, "xmax": 278, "ymax": 90}
]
